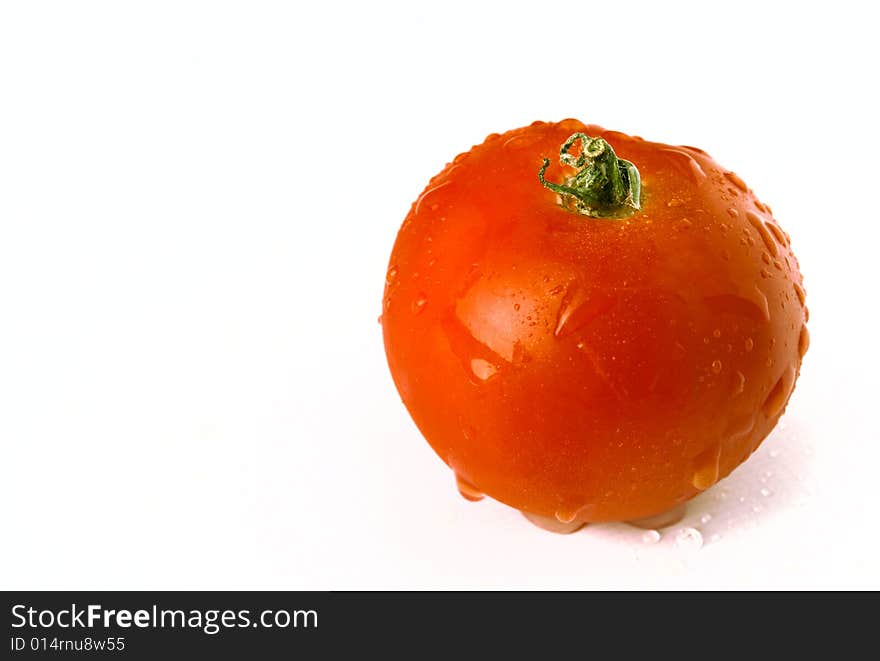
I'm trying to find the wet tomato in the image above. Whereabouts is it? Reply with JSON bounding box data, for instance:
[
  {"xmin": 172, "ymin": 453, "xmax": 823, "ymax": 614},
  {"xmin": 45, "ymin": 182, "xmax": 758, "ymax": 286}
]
[{"xmin": 381, "ymin": 119, "xmax": 808, "ymax": 529}]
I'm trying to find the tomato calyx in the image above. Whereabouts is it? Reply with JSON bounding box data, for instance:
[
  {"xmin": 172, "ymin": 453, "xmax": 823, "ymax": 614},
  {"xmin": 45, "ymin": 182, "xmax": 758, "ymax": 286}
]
[{"xmin": 538, "ymin": 132, "xmax": 641, "ymax": 218}]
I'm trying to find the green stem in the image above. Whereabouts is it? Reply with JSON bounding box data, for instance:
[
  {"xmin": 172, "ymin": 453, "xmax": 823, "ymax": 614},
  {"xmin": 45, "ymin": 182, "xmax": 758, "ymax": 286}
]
[{"xmin": 538, "ymin": 132, "xmax": 641, "ymax": 218}]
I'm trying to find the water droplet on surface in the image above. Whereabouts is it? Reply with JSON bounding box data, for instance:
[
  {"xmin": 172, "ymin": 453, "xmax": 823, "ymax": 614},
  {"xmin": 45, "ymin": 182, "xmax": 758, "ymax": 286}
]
[
  {"xmin": 513, "ymin": 303, "xmax": 521, "ymax": 311},
  {"xmin": 411, "ymin": 294, "xmax": 428, "ymax": 314},
  {"xmin": 752, "ymin": 504, "xmax": 763, "ymax": 513},
  {"xmin": 470, "ymin": 358, "xmax": 498, "ymax": 381},
  {"xmin": 692, "ymin": 444, "xmax": 722, "ymax": 490},
  {"xmin": 760, "ymin": 487, "xmax": 773, "ymax": 497},
  {"xmin": 675, "ymin": 527, "xmax": 704, "ymax": 551},
  {"xmin": 641, "ymin": 530, "xmax": 662, "ymax": 544},
  {"xmin": 713, "ymin": 328, "xmax": 721, "ymax": 338},
  {"xmin": 769, "ymin": 449, "xmax": 780, "ymax": 458},
  {"xmin": 745, "ymin": 337, "xmax": 755, "ymax": 352},
  {"xmin": 727, "ymin": 207, "xmax": 739, "ymax": 217},
  {"xmin": 711, "ymin": 359, "xmax": 723, "ymax": 374},
  {"xmin": 455, "ymin": 473, "xmax": 484, "ymax": 502},
  {"xmin": 700, "ymin": 513, "xmax": 713, "ymax": 524},
  {"xmin": 385, "ymin": 265, "xmax": 398, "ymax": 285},
  {"xmin": 709, "ymin": 533, "xmax": 722, "ymax": 544},
  {"xmin": 793, "ymin": 282, "xmax": 806, "ymax": 306}
]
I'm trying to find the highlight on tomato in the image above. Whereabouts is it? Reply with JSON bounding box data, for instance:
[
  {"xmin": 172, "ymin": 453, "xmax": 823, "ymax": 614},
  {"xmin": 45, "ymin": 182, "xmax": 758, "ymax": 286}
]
[{"xmin": 381, "ymin": 119, "xmax": 808, "ymax": 533}]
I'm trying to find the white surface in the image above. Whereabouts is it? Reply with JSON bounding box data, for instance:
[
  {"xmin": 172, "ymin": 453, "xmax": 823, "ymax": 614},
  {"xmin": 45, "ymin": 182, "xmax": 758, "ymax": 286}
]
[{"xmin": 1, "ymin": 1, "xmax": 877, "ymax": 590}]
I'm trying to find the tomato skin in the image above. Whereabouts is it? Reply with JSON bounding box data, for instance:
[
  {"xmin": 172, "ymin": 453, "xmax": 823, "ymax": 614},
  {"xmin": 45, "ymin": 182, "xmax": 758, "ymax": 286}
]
[{"xmin": 382, "ymin": 119, "xmax": 807, "ymax": 523}]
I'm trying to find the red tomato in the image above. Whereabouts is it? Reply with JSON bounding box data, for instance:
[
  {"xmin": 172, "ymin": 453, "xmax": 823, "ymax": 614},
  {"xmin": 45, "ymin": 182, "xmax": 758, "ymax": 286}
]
[{"xmin": 382, "ymin": 119, "xmax": 808, "ymax": 528}]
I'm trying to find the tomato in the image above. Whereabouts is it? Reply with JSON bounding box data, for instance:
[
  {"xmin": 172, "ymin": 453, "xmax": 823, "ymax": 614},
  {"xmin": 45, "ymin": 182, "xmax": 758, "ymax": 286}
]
[{"xmin": 381, "ymin": 119, "xmax": 808, "ymax": 529}]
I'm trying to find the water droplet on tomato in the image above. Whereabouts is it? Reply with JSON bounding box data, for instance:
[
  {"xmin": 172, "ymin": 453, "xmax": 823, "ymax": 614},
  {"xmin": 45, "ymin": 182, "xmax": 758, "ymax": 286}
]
[
  {"xmin": 711, "ymin": 359, "xmax": 723, "ymax": 374},
  {"xmin": 627, "ymin": 503, "xmax": 687, "ymax": 529},
  {"xmin": 414, "ymin": 180, "xmax": 453, "ymax": 215},
  {"xmin": 692, "ymin": 444, "xmax": 722, "ymax": 490},
  {"xmin": 745, "ymin": 337, "xmax": 755, "ymax": 352},
  {"xmin": 746, "ymin": 211, "xmax": 779, "ymax": 258},
  {"xmin": 641, "ymin": 530, "xmax": 661, "ymax": 544},
  {"xmin": 763, "ymin": 366, "xmax": 795, "ymax": 418},
  {"xmin": 521, "ymin": 511, "xmax": 586, "ymax": 534},
  {"xmin": 798, "ymin": 325, "xmax": 810, "ymax": 358},
  {"xmin": 724, "ymin": 171, "xmax": 748, "ymax": 192},
  {"xmin": 766, "ymin": 222, "xmax": 787, "ymax": 245},
  {"xmin": 752, "ymin": 286, "xmax": 771, "ymax": 322},
  {"xmin": 470, "ymin": 358, "xmax": 498, "ymax": 381},
  {"xmin": 412, "ymin": 294, "xmax": 427, "ymax": 314},
  {"xmin": 793, "ymin": 282, "xmax": 806, "ymax": 307},
  {"xmin": 661, "ymin": 148, "xmax": 707, "ymax": 182},
  {"xmin": 554, "ymin": 285, "xmax": 615, "ymax": 338},
  {"xmin": 675, "ymin": 527, "xmax": 704, "ymax": 551},
  {"xmin": 385, "ymin": 265, "xmax": 398, "ymax": 285},
  {"xmin": 455, "ymin": 473, "xmax": 484, "ymax": 502},
  {"xmin": 555, "ymin": 509, "xmax": 578, "ymax": 524},
  {"xmin": 703, "ymin": 290, "xmax": 769, "ymax": 323},
  {"xmin": 377, "ymin": 315, "xmax": 383, "ymax": 325},
  {"xmin": 733, "ymin": 370, "xmax": 746, "ymax": 396}
]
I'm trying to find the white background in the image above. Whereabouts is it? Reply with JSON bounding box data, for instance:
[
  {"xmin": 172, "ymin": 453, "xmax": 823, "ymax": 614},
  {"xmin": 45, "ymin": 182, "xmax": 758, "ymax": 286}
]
[{"xmin": 1, "ymin": 1, "xmax": 878, "ymax": 589}]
